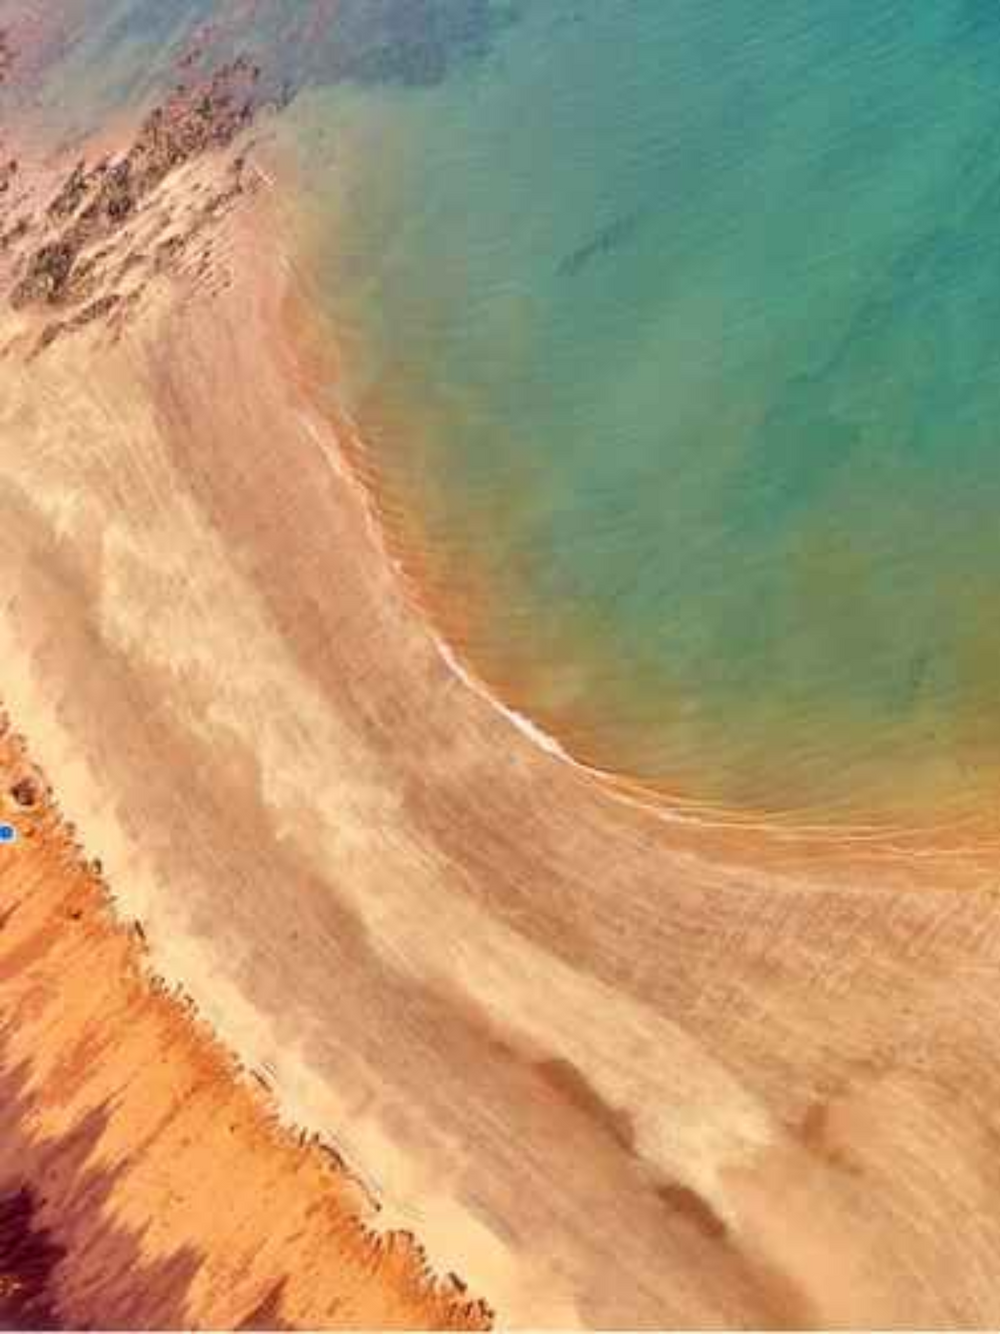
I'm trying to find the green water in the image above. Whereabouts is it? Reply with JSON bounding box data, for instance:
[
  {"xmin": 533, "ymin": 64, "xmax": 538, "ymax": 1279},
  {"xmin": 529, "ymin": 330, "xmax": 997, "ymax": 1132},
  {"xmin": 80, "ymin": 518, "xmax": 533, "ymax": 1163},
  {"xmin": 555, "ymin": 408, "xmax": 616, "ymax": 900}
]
[
  {"xmin": 283, "ymin": 0, "xmax": 1000, "ymax": 827},
  {"xmin": 18, "ymin": 0, "xmax": 1000, "ymax": 826}
]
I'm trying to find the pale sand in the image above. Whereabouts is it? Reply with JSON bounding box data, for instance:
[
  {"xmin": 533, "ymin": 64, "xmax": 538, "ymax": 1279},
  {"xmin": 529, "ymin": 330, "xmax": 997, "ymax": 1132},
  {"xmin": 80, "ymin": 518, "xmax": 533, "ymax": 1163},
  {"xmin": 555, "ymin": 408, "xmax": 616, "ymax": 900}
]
[
  {"xmin": 0, "ymin": 722, "xmax": 488, "ymax": 1329},
  {"xmin": 2, "ymin": 141, "xmax": 1000, "ymax": 1327}
]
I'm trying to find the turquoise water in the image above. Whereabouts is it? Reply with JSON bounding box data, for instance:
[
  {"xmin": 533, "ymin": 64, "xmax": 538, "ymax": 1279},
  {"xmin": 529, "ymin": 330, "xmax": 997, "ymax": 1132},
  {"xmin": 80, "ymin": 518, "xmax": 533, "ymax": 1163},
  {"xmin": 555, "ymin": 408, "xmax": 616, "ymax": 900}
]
[
  {"xmin": 290, "ymin": 0, "xmax": 1000, "ymax": 827},
  {"xmin": 18, "ymin": 1, "xmax": 1000, "ymax": 827}
]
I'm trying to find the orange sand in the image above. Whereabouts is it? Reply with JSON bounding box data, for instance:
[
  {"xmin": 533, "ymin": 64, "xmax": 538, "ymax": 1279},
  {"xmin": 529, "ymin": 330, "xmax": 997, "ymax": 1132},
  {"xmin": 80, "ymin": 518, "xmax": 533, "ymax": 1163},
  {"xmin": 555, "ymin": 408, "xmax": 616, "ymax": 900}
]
[
  {"xmin": 3, "ymin": 110, "xmax": 1000, "ymax": 1327},
  {"xmin": 0, "ymin": 718, "xmax": 490, "ymax": 1330}
]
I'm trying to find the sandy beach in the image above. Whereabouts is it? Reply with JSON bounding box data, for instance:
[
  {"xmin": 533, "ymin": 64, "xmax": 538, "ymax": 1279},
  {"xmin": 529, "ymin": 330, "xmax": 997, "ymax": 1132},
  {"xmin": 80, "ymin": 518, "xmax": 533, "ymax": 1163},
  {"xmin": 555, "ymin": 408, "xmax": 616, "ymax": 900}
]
[
  {"xmin": 0, "ymin": 720, "xmax": 488, "ymax": 1329},
  {"xmin": 3, "ymin": 102, "xmax": 1000, "ymax": 1327}
]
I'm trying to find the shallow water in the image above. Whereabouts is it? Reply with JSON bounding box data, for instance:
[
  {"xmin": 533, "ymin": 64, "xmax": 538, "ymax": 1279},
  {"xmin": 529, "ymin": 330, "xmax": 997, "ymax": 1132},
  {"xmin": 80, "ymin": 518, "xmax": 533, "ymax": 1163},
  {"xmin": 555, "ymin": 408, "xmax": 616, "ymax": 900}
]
[
  {"xmin": 297, "ymin": 0, "xmax": 1000, "ymax": 829},
  {"xmin": 18, "ymin": 0, "xmax": 1000, "ymax": 829}
]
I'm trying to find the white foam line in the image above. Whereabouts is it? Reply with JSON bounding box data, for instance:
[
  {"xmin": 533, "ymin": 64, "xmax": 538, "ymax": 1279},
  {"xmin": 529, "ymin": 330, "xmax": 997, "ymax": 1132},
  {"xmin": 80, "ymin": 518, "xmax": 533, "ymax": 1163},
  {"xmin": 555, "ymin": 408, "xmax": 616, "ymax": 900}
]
[
  {"xmin": 288, "ymin": 297, "xmax": 997, "ymax": 863},
  {"xmin": 433, "ymin": 635, "xmax": 566, "ymax": 761},
  {"xmin": 423, "ymin": 622, "xmax": 998, "ymax": 860}
]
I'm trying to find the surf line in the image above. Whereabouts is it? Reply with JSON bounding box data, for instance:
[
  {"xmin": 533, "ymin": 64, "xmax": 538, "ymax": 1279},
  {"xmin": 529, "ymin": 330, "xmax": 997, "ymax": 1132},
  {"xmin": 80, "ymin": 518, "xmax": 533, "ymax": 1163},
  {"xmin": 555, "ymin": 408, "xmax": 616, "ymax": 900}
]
[{"xmin": 297, "ymin": 404, "xmax": 995, "ymax": 858}]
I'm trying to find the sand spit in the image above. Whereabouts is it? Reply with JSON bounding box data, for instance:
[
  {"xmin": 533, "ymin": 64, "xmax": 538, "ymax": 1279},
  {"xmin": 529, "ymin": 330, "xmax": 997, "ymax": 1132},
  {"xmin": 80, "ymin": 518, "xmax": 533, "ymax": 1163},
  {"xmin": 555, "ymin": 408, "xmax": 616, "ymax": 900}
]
[
  {"xmin": 3, "ymin": 90, "xmax": 1000, "ymax": 1328},
  {"xmin": 0, "ymin": 717, "xmax": 490, "ymax": 1330}
]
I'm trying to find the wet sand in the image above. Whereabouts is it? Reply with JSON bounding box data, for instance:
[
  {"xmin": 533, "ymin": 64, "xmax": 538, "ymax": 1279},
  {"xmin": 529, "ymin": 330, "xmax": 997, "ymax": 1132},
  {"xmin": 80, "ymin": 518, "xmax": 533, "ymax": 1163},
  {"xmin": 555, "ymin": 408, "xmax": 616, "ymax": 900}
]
[{"xmin": 3, "ymin": 121, "xmax": 1000, "ymax": 1327}]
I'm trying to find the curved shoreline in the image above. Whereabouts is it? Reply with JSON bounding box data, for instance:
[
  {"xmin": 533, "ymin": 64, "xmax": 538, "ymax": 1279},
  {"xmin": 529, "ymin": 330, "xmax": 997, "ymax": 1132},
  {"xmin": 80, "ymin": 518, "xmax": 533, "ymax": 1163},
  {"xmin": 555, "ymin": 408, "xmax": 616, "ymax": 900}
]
[
  {"xmin": 326, "ymin": 405, "xmax": 1000, "ymax": 856},
  {"xmin": 298, "ymin": 318, "xmax": 1000, "ymax": 866},
  {"xmin": 276, "ymin": 156, "xmax": 1000, "ymax": 860},
  {"xmin": 4, "ymin": 113, "xmax": 1000, "ymax": 1328}
]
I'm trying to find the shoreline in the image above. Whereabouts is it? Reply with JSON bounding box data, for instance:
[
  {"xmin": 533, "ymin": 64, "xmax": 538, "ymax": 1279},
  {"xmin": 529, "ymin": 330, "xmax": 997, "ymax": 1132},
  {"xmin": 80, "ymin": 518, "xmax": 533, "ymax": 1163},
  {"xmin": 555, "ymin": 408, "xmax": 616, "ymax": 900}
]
[
  {"xmin": 272, "ymin": 170, "xmax": 1000, "ymax": 859},
  {"xmin": 293, "ymin": 290, "xmax": 1000, "ymax": 867},
  {"xmin": 277, "ymin": 179, "xmax": 1000, "ymax": 851},
  {"xmin": 4, "ymin": 118, "xmax": 1000, "ymax": 1327}
]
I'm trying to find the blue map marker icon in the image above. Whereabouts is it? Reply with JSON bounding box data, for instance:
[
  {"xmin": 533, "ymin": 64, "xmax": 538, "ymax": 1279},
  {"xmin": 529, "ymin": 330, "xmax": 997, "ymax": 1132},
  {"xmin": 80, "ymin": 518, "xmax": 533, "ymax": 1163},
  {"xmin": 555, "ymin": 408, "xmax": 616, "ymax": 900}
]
[{"xmin": 0, "ymin": 823, "xmax": 18, "ymax": 845}]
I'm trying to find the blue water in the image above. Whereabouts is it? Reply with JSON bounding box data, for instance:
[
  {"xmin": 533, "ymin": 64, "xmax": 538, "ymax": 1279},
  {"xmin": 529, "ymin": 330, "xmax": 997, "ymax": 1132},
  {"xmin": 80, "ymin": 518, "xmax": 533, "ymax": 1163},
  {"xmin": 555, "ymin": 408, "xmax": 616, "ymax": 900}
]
[
  {"xmin": 19, "ymin": 0, "xmax": 1000, "ymax": 827},
  {"xmin": 287, "ymin": 0, "xmax": 1000, "ymax": 827}
]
